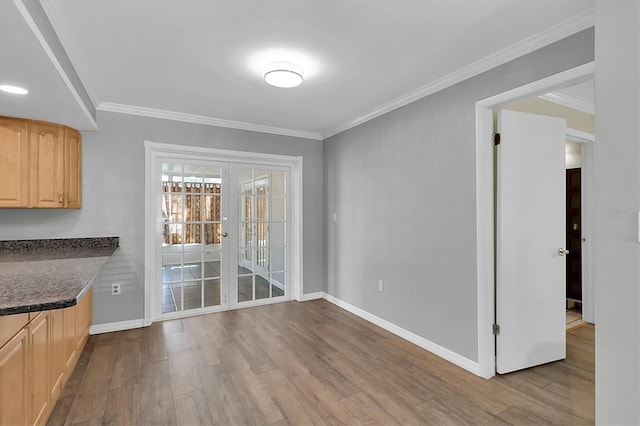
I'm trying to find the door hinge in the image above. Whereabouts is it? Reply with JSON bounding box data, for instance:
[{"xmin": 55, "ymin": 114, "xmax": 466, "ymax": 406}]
[
  {"xmin": 493, "ymin": 324, "xmax": 500, "ymax": 335},
  {"xmin": 493, "ymin": 133, "xmax": 501, "ymax": 146}
]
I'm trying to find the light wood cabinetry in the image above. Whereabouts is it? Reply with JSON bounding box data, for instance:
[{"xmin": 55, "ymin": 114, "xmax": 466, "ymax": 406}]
[
  {"xmin": 0, "ymin": 289, "xmax": 92, "ymax": 426},
  {"xmin": 64, "ymin": 127, "xmax": 82, "ymax": 209},
  {"xmin": 0, "ymin": 116, "xmax": 82, "ymax": 209},
  {"xmin": 0, "ymin": 117, "xmax": 29, "ymax": 207},
  {"xmin": 0, "ymin": 327, "xmax": 29, "ymax": 426},
  {"xmin": 29, "ymin": 313, "xmax": 50, "ymax": 426}
]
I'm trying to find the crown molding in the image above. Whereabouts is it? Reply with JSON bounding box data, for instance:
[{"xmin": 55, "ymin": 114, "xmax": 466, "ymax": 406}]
[
  {"xmin": 39, "ymin": 0, "xmax": 100, "ymax": 107},
  {"xmin": 324, "ymin": 8, "xmax": 595, "ymax": 139},
  {"xmin": 98, "ymin": 102, "xmax": 323, "ymax": 140},
  {"xmin": 539, "ymin": 92, "xmax": 594, "ymax": 115}
]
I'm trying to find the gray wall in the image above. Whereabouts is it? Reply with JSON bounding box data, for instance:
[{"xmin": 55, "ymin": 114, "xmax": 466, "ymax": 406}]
[
  {"xmin": 323, "ymin": 29, "xmax": 594, "ymax": 361},
  {"xmin": 0, "ymin": 111, "xmax": 324, "ymax": 324},
  {"xmin": 594, "ymin": 0, "xmax": 640, "ymax": 423}
]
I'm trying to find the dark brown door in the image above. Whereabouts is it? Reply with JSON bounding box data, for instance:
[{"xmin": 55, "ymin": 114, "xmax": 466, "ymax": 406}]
[{"xmin": 566, "ymin": 168, "xmax": 582, "ymax": 301}]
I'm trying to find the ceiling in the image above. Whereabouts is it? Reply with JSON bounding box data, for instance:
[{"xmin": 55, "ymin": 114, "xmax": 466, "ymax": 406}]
[{"xmin": 0, "ymin": 0, "xmax": 595, "ymax": 139}]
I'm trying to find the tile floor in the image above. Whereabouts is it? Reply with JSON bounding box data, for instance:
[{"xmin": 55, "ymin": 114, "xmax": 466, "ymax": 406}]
[{"xmin": 162, "ymin": 263, "xmax": 284, "ymax": 313}]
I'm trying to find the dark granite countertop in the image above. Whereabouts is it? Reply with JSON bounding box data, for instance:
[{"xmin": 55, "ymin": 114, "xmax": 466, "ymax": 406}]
[{"xmin": 0, "ymin": 237, "xmax": 119, "ymax": 316}]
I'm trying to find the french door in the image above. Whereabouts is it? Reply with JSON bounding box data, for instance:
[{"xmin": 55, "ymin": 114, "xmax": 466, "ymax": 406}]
[{"xmin": 156, "ymin": 158, "xmax": 291, "ymax": 320}]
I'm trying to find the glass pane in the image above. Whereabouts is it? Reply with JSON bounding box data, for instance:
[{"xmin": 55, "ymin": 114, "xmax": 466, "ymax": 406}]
[
  {"xmin": 238, "ymin": 248, "xmax": 252, "ymax": 274},
  {"xmin": 203, "ymin": 165, "xmax": 222, "ymax": 181},
  {"xmin": 255, "ymin": 274, "xmax": 269, "ymax": 300},
  {"xmin": 185, "ymin": 194, "xmax": 202, "ymax": 222},
  {"xmin": 203, "ymin": 223, "xmax": 220, "ymax": 245},
  {"xmin": 272, "ymin": 272, "xmax": 285, "ymax": 297},
  {"xmin": 183, "ymin": 280, "xmax": 202, "ymax": 310},
  {"xmin": 204, "ymin": 279, "xmax": 221, "ymax": 307},
  {"xmin": 257, "ymin": 246, "xmax": 269, "ymax": 270},
  {"xmin": 270, "ymin": 222, "xmax": 285, "ymax": 246},
  {"xmin": 181, "ymin": 260, "xmax": 203, "ymax": 280},
  {"xmin": 256, "ymin": 196, "xmax": 268, "ymax": 221},
  {"xmin": 168, "ymin": 195, "xmax": 183, "ymax": 222},
  {"xmin": 270, "ymin": 171, "xmax": 285, "ymax": 195},
  {"xmin": 256, "ymin": 222, "xmax": 268, "ymax": 247},
  {"xmin": 255, "ymin": 171, "xmax": 269, "ymax": 195},
  {"xmin": 184, "ymin": 164, "xmax": 202, "ymax": 176},
  {"xmin": 239, "ymin": 169, "xmax": 253, "ymax": 194},
  {"xmin": 271, "ymin": 274, "xmax": 284, "ymax": 297},
  {"xmin": 240, "ymin": 196, "xmax": 253, "ymax": 222},
  {"xmin": 238, "ymin": 222, "xmax": 252, "ymax": 248},
  {"xmin": 204, "ymin": 260, "xmax": 220, "ymax": 278},
  {"xmin": 238, "ymin": 249, "xmax": 252, "ymax": 271},
  {"xmin": 183, "ymin": 224, "xmax": 202, "ymax": 246},
  {"xmin": 238, "ymin": 275, "xmax": 253, "ymax": 302},
  {"xmin": 271, "ymin": 197, "xmax": 285, "ymax": 221},
  {"xmin": 162, "ymin": 254, "xmax": 182, "ymax": 283},
  {"xmin": 204, "ymin": 195, "xmax": 221, "ymax": 221},
  {"xmin": 254, "ymin": 170, "xmax": 269, "ymax": 194},
  {"xmin": 166, "ymin": 224, "xmax": 183, "ymax": 245},
  {"xmin": 163, "ymin": 282, "xmax": 181, "ymax": 313},
  {"xmin": 271, "ymin": 247, "xmax": 285, "ymax": 272}
]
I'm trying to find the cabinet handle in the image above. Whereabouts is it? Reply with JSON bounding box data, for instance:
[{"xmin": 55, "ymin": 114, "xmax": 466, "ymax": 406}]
[{"xmin": 59, "ymin": 193, "xmax": 63, "ymax": 204}]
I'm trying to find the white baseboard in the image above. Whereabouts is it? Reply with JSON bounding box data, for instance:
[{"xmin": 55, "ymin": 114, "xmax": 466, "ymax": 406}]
[
  {"xmin": 322, "ymin": 293, "xmax": 480, "ymax": 376},
  {"xmin": 89, "ymin": 319, "xmax": 148, "ymax": 335},
  {"xmin": 300, "ymin": 291, "xmax": 324, "ymax": 301}
]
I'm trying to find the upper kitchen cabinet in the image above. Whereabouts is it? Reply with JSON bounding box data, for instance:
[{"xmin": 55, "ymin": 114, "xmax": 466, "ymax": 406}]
[
  {"xmin": 0, "ymin": 117, "xmax": 29, "ymax": 207},
  {"xmin": 0, "ymin": 116, "xmax": 82, "ymax": 209}
]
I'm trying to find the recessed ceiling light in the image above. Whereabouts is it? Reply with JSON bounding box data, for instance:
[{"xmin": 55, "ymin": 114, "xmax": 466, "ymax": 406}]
[
  {"xmin": 264, "ymin": 62, "xmax": 303, "ymax": 88},
  {"xmin": 0, "ymin": 84, "xmax": 29, "ymax": 95}
]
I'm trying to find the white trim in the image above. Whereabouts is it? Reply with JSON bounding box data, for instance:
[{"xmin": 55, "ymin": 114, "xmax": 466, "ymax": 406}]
[
  {"xmin": 325, "ymin": 9, "xmax": 594, "ymax": 138},
  {"xmin": 475, "ymin": 62, "xmax": 595, "ymax": 379},
  {"xmin": 301, "ymin": 292, "xmax": 324, "ymax": 301},
  {"xmin": 13, "ymin": 0, "xmax": 97, "ymax": 130},
  {"xmin": 322, "ymin": 293, "xmax": 480, "ymax": 375},
  {"xmin": 144, "ymin": 141, "xmax": 303, "ymax": 324},
  {"xmin": 567, "ymin": 127, "xmax": 595, "ymax": 144},
  {"xmin": 89, "ymin": 319, "xmax": 147, "ymax": 335},
  {"xmin": 539, "ymin": 92, "xmax": 594, "ymax": 115},
  {"xmin": 100, "ymin": 102, "xmax": 322, "ymax": 141}
]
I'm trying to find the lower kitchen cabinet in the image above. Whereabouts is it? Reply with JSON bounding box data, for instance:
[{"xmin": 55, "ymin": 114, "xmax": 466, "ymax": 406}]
[
  {"xmin": 0, "ymin": 288, "xmax": 92, "ymax": 426},
  {"xmin": 0, "ymin": 327, "xmax": 29, "ymax": 426}
]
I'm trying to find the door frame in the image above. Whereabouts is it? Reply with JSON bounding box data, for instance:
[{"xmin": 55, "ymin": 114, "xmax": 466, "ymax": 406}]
[
  {"xmin": 143, "ymin": 141, "xmax": 304, "ymax": 325},
  {"xmin": 475, "ymin": 62, "xmax": 595, "ymax": 378}
]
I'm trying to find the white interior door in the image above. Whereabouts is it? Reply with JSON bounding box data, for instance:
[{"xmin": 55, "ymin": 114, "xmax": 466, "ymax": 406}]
[{"xmin": 496, "ymin": 109, "xmax": 567, "ymax": 374}]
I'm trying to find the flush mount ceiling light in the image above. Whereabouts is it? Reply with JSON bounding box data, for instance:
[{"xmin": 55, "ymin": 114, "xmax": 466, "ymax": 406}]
[
  {"xmin": 264, "ymin": 62, "xmax": 303, "ymax": 88},
  {"xmin": 0, "ymin": 84, "xmax": 29, "ymax": 95}
]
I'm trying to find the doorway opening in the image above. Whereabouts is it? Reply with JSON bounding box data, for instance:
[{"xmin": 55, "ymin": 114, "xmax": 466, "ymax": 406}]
[
  {"xmin": 475, "ymin": 62, "xmax": 595, "ymax": 378},
  {"xmin": 144, "ymin": 142, "xmax": 303, "ymax": 325}
]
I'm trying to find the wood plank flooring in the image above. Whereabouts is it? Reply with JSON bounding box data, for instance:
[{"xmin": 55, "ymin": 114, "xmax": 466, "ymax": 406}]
[{"xmin": 47, "ymin": 300, "xmax": 594, "ymax": 425}]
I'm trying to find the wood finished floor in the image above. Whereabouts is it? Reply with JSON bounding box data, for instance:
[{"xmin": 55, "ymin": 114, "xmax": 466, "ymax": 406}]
[{"xmin": 47, "ymin": 300, "xmax": 594, "ymax": 425}]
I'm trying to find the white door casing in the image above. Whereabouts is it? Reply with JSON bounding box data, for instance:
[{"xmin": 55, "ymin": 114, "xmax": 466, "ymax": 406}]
[{"xmin": 496, "ymin": 109, "xmax": 567, "ymax": 374}]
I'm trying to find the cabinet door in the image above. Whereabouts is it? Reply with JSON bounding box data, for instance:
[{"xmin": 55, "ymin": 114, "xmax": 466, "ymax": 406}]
[
  {"xmin": 0, "ymin": 117, "xmax": 29, "ymax": 207},
  {"xmin": 29, "ymin": 312, "xmax": 51, "ymax": 425},
  {"xmin": 64, "ymin": 127, "xmax": 82, "ymax": 208},
  {"xmin": 30, "ymin": 122, "xmax": 64, "ymax": 208},
  {"xmin": 0, "ymin": 327, "xmax": 29, "ymax": 426},
  {"xmin": 49, "ymin": 309, "xmax": 65, "ymax": 402},
  {"xmin": 63, "ymin": 305, "xmax": 77, "ymax": 373}
]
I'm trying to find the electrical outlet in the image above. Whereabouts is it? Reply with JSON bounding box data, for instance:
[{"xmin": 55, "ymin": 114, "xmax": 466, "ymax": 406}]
[
  {"xmin": 111, "ymin": 283, "xmax": 121, "ymax": 296},
  {"xmin": 378, "ymin": 280, "xmax": 384, "ymax": 292}
]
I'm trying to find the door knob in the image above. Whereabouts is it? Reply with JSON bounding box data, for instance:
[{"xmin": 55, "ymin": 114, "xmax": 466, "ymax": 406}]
[
  {"xmin": 558, "ymin": 248, "xmax": 570, "ymax": 256},
  {"xmin": 220, "ymin": 232, "xmax": 228, "ymax": 238}
]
